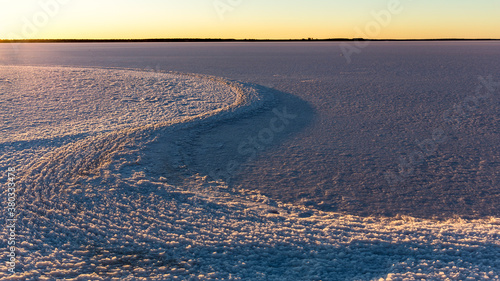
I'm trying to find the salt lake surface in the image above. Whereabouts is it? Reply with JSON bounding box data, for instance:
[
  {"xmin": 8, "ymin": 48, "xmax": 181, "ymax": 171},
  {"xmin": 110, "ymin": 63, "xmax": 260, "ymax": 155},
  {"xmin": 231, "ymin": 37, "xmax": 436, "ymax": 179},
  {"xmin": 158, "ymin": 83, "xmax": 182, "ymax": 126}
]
[
  {"xmin": 3, "ymin": 42, "xmax": 498, "ymax": 218},
  {"xmin": 1, "ymin": 42, "xmax": 499, "ymax": 280}
]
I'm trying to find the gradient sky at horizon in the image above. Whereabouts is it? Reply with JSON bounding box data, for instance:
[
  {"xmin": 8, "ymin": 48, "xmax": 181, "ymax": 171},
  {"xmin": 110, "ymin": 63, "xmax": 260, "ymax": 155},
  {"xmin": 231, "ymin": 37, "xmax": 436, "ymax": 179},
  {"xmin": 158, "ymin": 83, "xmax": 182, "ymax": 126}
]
[{"xmin": 1, "ymin": 0, "xmax": 499, "ymax": 40}]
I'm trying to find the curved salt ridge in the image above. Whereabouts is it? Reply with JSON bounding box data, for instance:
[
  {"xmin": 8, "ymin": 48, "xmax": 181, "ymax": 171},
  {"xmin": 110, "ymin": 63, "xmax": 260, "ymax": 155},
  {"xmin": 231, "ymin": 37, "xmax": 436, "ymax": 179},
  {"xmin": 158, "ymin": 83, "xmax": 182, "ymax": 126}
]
[
  {"xmin": 0, "ymin": 66, "xmax": 269, "ymax": 185},
  {"xmin": 0, "ymin": 65, "xmax": 264, "ymax": 144}
]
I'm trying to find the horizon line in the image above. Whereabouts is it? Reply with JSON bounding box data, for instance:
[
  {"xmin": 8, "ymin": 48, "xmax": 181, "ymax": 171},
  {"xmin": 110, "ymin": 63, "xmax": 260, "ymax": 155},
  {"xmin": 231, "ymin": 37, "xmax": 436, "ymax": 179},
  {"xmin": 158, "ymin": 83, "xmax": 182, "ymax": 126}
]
[{"xmin": 1, "ymin": 38, "xmax": 500, "ymax": 43}]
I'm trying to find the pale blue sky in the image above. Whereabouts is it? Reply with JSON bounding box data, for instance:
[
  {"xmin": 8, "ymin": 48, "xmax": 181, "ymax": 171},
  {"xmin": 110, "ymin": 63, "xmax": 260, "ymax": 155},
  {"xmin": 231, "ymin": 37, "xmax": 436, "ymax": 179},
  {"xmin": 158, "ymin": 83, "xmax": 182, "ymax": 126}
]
[{"xmin": 1, "ymin": 0, "xmax": 499, "ymax": 39}]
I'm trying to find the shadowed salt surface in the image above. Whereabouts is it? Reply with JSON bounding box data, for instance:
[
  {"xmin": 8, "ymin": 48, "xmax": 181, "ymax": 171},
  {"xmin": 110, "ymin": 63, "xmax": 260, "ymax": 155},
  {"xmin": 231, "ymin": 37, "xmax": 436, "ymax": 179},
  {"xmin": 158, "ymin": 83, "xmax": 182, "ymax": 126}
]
[{"xmin": 0, "ymin": 43, "xmax": 499, "ymax": 280}]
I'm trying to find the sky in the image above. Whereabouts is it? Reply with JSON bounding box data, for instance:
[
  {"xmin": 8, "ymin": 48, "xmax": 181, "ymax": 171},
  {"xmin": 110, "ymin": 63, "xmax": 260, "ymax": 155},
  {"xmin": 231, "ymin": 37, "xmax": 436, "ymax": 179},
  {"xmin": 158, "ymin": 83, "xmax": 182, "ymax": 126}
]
[{"xmin": 0, "ymin": 0, "xmax": 499, "ymax": 40}]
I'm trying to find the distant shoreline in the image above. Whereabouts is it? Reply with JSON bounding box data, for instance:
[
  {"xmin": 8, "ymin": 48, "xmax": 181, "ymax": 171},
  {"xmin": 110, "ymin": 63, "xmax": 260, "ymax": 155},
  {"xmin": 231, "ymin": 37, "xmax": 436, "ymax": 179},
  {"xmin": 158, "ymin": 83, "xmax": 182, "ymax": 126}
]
[{"xmin": 1, "ymin": 38, "xmax": 499, "ymax": 43}]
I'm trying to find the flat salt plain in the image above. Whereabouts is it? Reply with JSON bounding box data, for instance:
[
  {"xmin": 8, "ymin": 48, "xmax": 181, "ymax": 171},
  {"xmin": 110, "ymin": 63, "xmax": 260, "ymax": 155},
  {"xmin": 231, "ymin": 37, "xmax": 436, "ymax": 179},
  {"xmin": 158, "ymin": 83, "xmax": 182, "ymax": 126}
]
[{"xmin": 0, "ymin": 42, "xmax": 499, "ymax": 280}]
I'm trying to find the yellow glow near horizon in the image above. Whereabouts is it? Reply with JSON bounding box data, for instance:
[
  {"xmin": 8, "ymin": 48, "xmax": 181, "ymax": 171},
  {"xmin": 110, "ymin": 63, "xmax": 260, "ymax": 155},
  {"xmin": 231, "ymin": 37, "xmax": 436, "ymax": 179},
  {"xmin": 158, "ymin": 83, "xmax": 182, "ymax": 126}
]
[{"xmin": 1, "ymin": 0, "xmax": 499, "ymax": 40}]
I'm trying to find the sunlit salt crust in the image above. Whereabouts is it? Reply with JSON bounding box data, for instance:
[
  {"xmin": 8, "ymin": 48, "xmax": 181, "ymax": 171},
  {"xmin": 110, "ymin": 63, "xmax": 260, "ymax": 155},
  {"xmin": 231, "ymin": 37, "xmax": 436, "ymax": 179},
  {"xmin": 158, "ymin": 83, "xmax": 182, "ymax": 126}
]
[
  {"xmin": 0, "ymin": 66, "xmax": 244, "ymax": 142},
  {"xmin": 0, "ymin": 66, "xmax": 499, "ymax": 280}
]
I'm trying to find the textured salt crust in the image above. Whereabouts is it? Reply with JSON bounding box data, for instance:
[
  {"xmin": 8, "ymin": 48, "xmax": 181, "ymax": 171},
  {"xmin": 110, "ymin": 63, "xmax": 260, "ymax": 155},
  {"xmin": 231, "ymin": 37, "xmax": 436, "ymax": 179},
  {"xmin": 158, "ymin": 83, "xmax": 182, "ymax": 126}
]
[
  {"xmin": 0, "ymin": 66, "xmax": 499, "ymax": 280},
  {"xmin": 0, "ymin": 66, "xmax": 241, "ymax": 143}
]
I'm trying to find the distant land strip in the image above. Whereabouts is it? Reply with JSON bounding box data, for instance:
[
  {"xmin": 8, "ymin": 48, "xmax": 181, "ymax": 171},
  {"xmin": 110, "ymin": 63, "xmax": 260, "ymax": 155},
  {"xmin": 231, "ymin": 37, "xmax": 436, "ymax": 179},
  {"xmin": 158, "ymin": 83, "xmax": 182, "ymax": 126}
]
[{"xmin": 1, "ymin": 38, "xmax": 499, "ymax": 43}]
